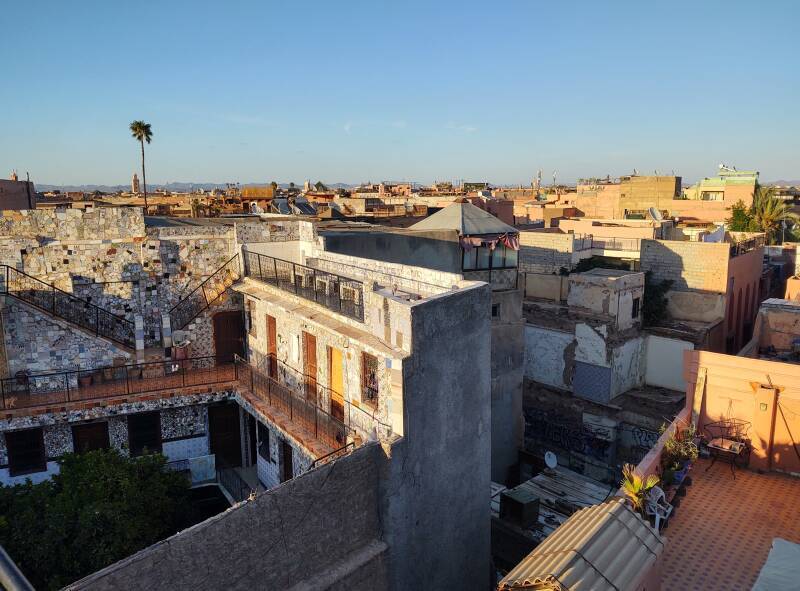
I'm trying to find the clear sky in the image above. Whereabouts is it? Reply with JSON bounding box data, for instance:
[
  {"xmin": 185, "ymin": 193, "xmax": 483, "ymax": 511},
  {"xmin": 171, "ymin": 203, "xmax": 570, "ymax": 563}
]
[{"xmin": 2, "ymin": 0, "xmax": 798, "ymax": 186}]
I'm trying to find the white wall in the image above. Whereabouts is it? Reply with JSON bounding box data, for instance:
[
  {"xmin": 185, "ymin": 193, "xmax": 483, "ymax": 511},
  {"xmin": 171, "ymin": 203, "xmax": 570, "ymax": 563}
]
[
  {"xmin": 611, "ymin": 337, "xmax": 645, "ymax": 397},
  {"xmin": 645, "ymin": 334, "xmax": 693, "ymax": 391},
  {"xmin": 524, "ymin": 325, "xmax": 573, "ymax": 389},
  {"xmin": 0, "ymin": 460, "xmax": 60, "ymax": 487},
  {"xmin": 162, "ymin": 435, "xmax": 209, "ymax": 462}
]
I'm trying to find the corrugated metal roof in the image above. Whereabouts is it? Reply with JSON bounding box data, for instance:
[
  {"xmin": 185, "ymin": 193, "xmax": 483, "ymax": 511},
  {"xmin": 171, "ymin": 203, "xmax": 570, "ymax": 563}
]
[
  {"xmin": 409, "ymin": 200, "xmax": 517, "ymax": 235},
  {"xmin": 498, "ymin": 498, "xmax": 663, "ymax": 591}
]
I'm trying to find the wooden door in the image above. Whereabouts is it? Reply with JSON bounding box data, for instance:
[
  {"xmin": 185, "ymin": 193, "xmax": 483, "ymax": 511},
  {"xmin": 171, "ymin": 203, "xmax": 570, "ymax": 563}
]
[
  {"xmin": 209, "ymin": 403, "xmax": 242, "ymax": 468},
  {"xmin": 72, "ymin": 422, "xmax": 110, "ymax": 453},
  {"xmin": 303, "ymin": 332, "xmax": 317, "ymax": 404},
  {"xmin": 213, "ymin": 311, "xmax": 245, "ymax": 362},
  {"xmin": 266, "ymin": 314, "xmax": 277, "ymax": 376},
  {"xmin": 281, "ymin": 440, "xmax": 293, "ymax": 482},
  {"xmin": 328, "ymin": 346, "xmax": 345, "ymax": 422}
]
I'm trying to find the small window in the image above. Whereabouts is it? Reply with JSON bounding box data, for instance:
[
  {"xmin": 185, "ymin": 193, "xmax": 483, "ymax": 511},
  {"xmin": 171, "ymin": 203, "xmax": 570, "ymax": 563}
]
[
  {"xmin": 462, "ymin": 248, "xmax": 477, "ymax": 270},
  {"xmin": 476, "ymin": 247, "xmax": 491, "ymax": 270},
  {"xmin": 361, "ymin": 352, "xmax": 379, "ymax": 408},
  {"xmin": 504, "ymin": 248, "xmax": 518, "ymax": 268},
  {"xmin": 491, "ymin": 245, "xmax": 506, "ymax": 269},
  {"xmin": 128, "ymin": 412, "xmax": 162, "ymax": 456},
  {"xmin": 632, "ymin": 297, "xmax": 641, "ymax": 319},
  {"xmin": 492, "ymin": 304, "xmax": 500, "ymax": 318},
  {"xmin": 257, "ymin": 422, "xmax": 272, "ymax": 462},
  {"xmin": 72, "ymin": 422, "xmax": 110, "ymax": 453},
  {"xmin": 7, "ymin": 428, "xmax": 46, "ymax": 476}
]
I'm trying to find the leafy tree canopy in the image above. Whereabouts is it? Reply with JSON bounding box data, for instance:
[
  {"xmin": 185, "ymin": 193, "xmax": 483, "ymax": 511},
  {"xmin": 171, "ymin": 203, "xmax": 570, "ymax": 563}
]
[{"xmin": 0, "ymin": 449, "xmax": 190, "ymax": 590}]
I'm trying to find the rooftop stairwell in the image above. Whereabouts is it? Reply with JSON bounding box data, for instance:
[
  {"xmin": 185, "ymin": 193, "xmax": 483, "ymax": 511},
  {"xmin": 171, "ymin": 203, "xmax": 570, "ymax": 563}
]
[
  {"xmin": 168, "ymin": 254, "xmax": 241, "ymax": 331},
  {"xmin": 0, "ymin": 265, "xmax": 135, "ymax": 349}
]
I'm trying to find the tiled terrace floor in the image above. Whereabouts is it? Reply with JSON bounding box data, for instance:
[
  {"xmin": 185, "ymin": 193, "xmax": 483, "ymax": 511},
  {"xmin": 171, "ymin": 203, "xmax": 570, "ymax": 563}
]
[{"xmin": 661, "ymin": 458, "xmax": 800, "ymax": 590}]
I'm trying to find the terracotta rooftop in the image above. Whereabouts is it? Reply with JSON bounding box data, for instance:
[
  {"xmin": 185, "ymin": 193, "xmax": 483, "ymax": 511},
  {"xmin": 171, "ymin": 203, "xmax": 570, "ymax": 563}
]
[{"xmin": 661, "ymin": 458, "xmax": 800, "ymax": 590}]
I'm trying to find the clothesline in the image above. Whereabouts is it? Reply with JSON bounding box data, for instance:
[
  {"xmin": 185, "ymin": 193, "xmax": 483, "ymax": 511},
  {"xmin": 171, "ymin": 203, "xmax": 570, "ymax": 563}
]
[{"xmin": 459, "ymin": 232, "xmax": 520, "ymax": 251}]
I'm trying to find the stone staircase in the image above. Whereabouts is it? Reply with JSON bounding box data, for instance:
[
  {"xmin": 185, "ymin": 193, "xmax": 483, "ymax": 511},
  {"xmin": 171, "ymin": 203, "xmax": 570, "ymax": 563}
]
[{"xmin": 168, "ymin": 254, "xmax": 241, "ymax": 332}]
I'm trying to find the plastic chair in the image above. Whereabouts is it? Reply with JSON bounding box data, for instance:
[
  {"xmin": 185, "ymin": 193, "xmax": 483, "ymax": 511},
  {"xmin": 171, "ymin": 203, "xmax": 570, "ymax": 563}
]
[{"xmin": 645, "ymin": 486, "xmax": 673, "ymax": 531}]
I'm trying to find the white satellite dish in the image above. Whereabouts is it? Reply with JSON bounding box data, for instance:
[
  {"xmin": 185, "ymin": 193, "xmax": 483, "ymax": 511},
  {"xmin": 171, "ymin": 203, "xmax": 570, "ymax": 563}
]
[
  {"xmin": 544, "ymin": 451, "xmax": 558, "ymax": 470},
  {"xmin": 647, "ymin": 207, "xmax": 664, "ymax": 222}
]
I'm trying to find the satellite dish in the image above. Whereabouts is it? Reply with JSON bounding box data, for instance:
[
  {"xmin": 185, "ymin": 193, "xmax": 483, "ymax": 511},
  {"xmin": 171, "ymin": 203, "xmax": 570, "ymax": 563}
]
[
  {"xmin": 647, "ymin": 207, "xmax": 664, "ymax": 222},
  {"xmin": 544, "ymin": 451, "xmax": 558, "ymax": 470}
]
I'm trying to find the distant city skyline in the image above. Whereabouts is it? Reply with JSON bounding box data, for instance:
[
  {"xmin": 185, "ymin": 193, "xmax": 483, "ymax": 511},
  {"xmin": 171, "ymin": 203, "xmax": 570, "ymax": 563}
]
[{"xmin": 2, "ymin": 1, "xmax": 798, "ymax": 186}]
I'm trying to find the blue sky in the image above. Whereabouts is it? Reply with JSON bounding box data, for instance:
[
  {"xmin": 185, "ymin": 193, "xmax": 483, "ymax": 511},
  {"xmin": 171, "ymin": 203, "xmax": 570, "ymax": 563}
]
[{"xmin": 2, "ymin": 0, "xmax": 798, "ymax": 186}]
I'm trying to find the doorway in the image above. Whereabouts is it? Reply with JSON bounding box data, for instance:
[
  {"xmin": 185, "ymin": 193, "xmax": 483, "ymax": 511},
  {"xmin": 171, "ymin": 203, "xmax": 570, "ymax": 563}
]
[
  {"xmin": 209, "ymin": 403, "xmax": 242, "ymax": 468},
  {"xmin": 303, "ymin": 332, "xmax": 317, "ymax": 404},
  {"xmin": 328, "ymin": 346, "xmax": 345, "ymax": 422},
  {"xmin": 213, "ymin": 311, "xmax": 245, "ymax": 362},
  {"xmin": 266, "ymin": 314, "xmax": 277, "ymax": 377},
  {"xmin": 281, "ymin": 440, "xmax": 293, "ymax": 482}
]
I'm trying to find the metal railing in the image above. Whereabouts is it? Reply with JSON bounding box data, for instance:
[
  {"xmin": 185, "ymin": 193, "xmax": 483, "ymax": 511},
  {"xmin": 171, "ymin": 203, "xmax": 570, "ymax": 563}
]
[
  {"xmin": 0, "ymin": 356, "xmax": 236, "ymax": 411},
  {"xmin": 590, "ymin": 237, "xmax": 642, "ymax": 253},
  {"xmin": 241, "ymin": 249, "xmax": 365, "ymax": 322},
  {"xmin": 1, "ymin": 265, "xmax": 135, "ymax": 348},
  {"xmin": 169, "ymin": 254, "xmax": 241, "ymax": 331},
  {"xmin": 310, "ymin": 442, "xmax": 355, "ymax": 470},
  {"xmin": 216, "ymin": 459, "xmax": 254, "ymax": 503},
  {"xmin": 730, "ymin": 235, "xmax": 765, "ymax": 258}
]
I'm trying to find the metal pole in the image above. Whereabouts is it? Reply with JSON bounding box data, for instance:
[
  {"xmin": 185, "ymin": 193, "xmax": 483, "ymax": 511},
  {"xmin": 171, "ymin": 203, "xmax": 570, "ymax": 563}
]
[{"xmin": 0, "ymin": 544, "xmax": 34, "ymax": 591}]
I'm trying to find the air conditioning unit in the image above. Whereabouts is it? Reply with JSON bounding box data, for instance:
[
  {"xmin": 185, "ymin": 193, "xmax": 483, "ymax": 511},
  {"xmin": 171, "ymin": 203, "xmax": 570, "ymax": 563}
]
[{"xmin": 499, "ymin": 486, "xmax": 540, "ymax": 528}]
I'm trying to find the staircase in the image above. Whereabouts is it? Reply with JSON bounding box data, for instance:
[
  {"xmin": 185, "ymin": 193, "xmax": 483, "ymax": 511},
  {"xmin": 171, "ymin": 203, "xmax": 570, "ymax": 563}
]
[
  {"xmin": 169, "ymin": 254, "xmax": 241, "ymax": 331},
  {"xmin": 0, "ymin": 265, "xmax": 135, "ymax": 349}
]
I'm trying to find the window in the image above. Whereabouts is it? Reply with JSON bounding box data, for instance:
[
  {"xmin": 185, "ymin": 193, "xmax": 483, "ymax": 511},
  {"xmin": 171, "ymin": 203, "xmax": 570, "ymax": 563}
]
[
  {"xmin": 7, "ymin": 428, "xmax": 46, "ymax": 476},
  {"xmin": 492, "ymin": 303, "xmax": 500, "ymax": 318},
  {"xmin": 72, "ymin": 422, "xmax": 110, "ymax": 453},
  {"xmin": 361, "ymin": 352, "xmax": 379, "ymax": 408},
  {"xmin": 461, "ymin": 243, "xmax": 518, "ymax": 271},
  {"xmin": 631, "ymin": 297, "xmax": 641, "ymax": 319},
  {"xmin": 128, "ymin": 412, "xmax": 162, "ymax": 456},
  {"xmin": 257, "ymin": 422, "xmax": 272, "ymax": 462},
  {"xmin": 462, "ymin": 248, "xmax": 477, "ymax": 270}
]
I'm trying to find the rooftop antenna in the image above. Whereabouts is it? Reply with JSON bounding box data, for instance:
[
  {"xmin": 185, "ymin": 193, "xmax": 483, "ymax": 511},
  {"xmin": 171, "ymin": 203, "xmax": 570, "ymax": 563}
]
[{"xmin": 552, "ymin": 171, "xmax": 557, "ymax": 186}]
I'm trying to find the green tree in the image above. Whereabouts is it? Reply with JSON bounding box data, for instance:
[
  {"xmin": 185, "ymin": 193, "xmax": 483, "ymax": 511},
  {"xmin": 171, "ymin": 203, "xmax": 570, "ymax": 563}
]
[
  {"xmin": 643, "ymin": 271, "xmax": 673, "ymax": 327},
  {"xmin": 129, "ymin": 120, "xmax": 153, "ymax": 211},
  {"xmin": 750, "ymin": 186, "xmax": 798, "ymax": 244},
  {"xmin": 725, "ymin": 199, "xmax": 756, "ymax": 232},
  {"xmin": 0, "ymin": 449, "xmax": 190, "ymax": 590}
]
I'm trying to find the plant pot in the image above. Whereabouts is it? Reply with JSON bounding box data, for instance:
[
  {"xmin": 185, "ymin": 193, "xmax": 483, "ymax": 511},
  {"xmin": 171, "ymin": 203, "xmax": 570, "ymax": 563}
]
[{"xmin": 78, "ymin": 375, "xmax": 93, "ymax": 387}]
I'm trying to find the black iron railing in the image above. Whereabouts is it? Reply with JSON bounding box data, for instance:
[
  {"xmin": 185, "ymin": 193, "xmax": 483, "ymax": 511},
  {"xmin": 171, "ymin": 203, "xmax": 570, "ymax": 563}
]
[
  {"xmin": 310, "ymin": 442, "xmax": 355, "ymax": 470},
  {"xmin": 1, "ymin": 266, "xmax": 135, "ymax": 349},
  {"xmin": 591, "ymin": 237, "xmax": 642, "ymax": 252},
  {"xmin": 730, "ymin": 235, "xmax": 765, "ymax": 257},
  {"xmin": 241, "ymin": 249, "xmax": 364, "ymax": 322},
  {"xmin": 0, "ymin": 356, "xmax": 235, "ymax": 411},
  {"xmin": 169, "ymin": 254, "xmax": 241, "ymax": 331},
  {"xmin": 216, "ymin": 459, "xmax": 254, "ymax": 503}
]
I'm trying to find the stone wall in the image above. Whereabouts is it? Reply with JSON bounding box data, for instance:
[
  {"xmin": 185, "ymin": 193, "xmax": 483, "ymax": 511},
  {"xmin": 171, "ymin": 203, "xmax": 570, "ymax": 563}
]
[
  {"xmin": 518, "ymin": 231, "xmax": 579, "ymax": 273},
  {"xmin": 640, "ymin": 240, "xmax": 730, "ymax": 292},
  {"xmin": 68, "ymin": 443, "xmax": 388, "ymax": 591},
  {"xmin": 1, "ymin": 300, "xmax": 132, "ymax": 376}
]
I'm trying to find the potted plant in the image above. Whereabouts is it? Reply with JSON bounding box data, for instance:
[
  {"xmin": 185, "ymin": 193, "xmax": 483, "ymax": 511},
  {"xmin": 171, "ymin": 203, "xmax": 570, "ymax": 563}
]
[
  {"xmin": 78, "ymin": 372, "xmax": 93, "ymax": 387},
  {"xmin": 620, "ymin": 463, "xmax": 659, "ymax": 516}
]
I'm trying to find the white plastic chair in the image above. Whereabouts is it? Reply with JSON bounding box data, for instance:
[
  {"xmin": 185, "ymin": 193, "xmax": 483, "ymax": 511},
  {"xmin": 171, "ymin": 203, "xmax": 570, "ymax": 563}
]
[{"xmin": 645, "ymin": 485, "xmax": 673, "ymax": 531}]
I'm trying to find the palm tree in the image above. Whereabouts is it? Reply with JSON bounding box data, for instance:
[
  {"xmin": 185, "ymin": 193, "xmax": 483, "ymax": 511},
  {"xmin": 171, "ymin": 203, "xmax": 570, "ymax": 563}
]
[
  {"xmin": 129, "ymin": 120, "xmax": 153, "ymax": 211},
  {"xmin": 751, "ymin": 186, "xmax": 799, "ymax": 244},
  {"xmin": 620, "ymin": 463, "xmax": 659, "ymax": 514}
]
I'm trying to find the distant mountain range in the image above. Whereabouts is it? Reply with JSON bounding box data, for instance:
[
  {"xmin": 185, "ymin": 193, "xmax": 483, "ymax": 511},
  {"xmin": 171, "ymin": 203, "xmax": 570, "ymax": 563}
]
[{"xmin": 35, "ymin": 182, "xmax": 356, "ymax": 193}]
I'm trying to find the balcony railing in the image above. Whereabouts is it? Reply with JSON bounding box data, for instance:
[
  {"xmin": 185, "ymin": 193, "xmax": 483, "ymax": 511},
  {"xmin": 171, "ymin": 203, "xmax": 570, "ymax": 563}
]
[
  {"xmin": 0, "ymin": 356, "xmax": 236, "ymax": 411},
  {"xmin": 590, "ymin": 237, "xmax": 642, "ymax": 253},
  {"xmin": 730, "ymin": 235, "xmax": 765, "ymax": 258},
  {"xmin": 216, "ymin": 459, "xmax": 255, "ymax": 503},
  {"xmin": 169, "ymin": 254, "xmax": 241, "ymax": 331},
  {"xmin": 1, "ymin": 266, "xmax": 135, "ymax": 349},
  {"xmin": 241, "ymin": 249, "xmax": 365, "ymax": 322},
  {"xmin": 234, "ymin": 355, "xmax": 391, "ymax": 449}
]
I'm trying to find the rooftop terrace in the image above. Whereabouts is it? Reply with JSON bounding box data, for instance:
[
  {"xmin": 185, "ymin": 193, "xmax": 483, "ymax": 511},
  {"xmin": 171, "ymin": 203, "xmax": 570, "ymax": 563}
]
[{"xmin": 661, "ymin": 458, "xmax": 800, "ymax": 590}]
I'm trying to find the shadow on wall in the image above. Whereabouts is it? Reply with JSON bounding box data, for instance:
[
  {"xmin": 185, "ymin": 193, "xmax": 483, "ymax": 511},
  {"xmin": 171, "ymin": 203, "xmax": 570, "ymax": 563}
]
[{"xmin": 320, "ymin": 231, "xmax": 462, "ymax": 273}]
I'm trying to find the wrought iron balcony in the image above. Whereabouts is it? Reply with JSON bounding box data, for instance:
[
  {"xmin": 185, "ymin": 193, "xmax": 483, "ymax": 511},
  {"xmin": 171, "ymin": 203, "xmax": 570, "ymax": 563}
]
[
  {"xmin": 234, "ymin": 355, "xmax": 391, "ymax": 450},
  {"xmin": 241, "ymin": 249, "xmax": 364, "ymax": 322},
  {"xmin": 1, "ymin": 266, "xmax": 135, "ymax": 349},
  {"xmin": 0, "ymin": 356, "xmax": 236, "ymax": 411}
]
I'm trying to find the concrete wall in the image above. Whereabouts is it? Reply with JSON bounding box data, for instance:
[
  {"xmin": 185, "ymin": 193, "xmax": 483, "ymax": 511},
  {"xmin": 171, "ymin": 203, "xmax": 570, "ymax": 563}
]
[
  {"xmin": 518, "ymin": 231, "xmax": 578, "ymax": 273},
  {"xmin": 490, "ymin": 288, "xmax": 524, "ymax": 482},
  {"xmin": 644, "ymin": 334, "xmax": 692, "ymax": 391},
  {"xmin": 69, "ymin": 443, "xmax": 389, "ymax": 591},
  {"xmin": 684, "ymin": 350, "xmax": 800, "ymax": 475},
  {"xmin": 610, "ymin": 337, "xmax": 645, "ymax": 398},
  {"xmin": 523, "ymin": 273, "xmax": 568, "ymax": 302},
  {"xmin": 380, "ymin": 283, "xmax": 492, "ymax": 590},
  {"xmin": 665, "ymin": 290, "xmax": 726, "ymax": 323},
  {"xmin": 524, "ymin": 325, "xmax": 572, "ymax": 390},
  {"xmin": 640, "ymin": 240, "xmax": 730, "ymax": 293}
]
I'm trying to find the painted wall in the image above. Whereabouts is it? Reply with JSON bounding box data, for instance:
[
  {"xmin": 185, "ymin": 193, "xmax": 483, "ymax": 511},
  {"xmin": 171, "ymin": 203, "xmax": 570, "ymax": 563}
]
[
  {"xmin": 524, "ymin": 325, "xmax": 572, "ymax": 390},
  {"xmin": 645, "ymin": 335, "xmax": 693, "ymax": 391}
]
